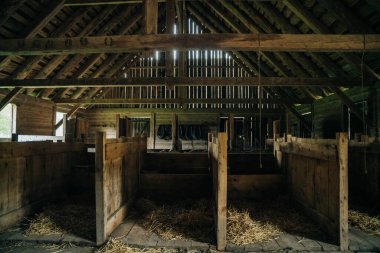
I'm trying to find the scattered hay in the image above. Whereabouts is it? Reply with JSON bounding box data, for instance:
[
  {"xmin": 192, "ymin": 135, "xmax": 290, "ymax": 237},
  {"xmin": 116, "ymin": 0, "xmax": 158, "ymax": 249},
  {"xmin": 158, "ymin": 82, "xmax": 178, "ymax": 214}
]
[
  {"xmin": 227, "ymin": 197, "xmax": 324, "ymax": 245},
  {"xmin": 25, "ymin": 213, "xmax": 65, "ymax": 235},
  {"xmin": 138, "ymin": 199, "xmax": 213, "ymax": 242},
  {"xmin": 349, "ymin": 210, "xmax": 380, "ymax": 236},
  {"xmin": 227, "ymin": 206, "xmax": 280, "ymax": 245},
  {"xmin": 24, "ymin": 202, "xmax": 95, "ymax": 240},
  {"xmin": 97, "ymin": 239, "xmax": 178, "ymax": 253}
]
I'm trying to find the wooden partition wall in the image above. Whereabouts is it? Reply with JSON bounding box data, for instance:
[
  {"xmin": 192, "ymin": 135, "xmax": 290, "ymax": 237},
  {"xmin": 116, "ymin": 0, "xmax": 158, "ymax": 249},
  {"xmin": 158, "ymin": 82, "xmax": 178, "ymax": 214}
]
[
  {"xmin": 95, "ymin": 132, "xmax": 146, "ymax": 245},
  {"xmin": 0, "ymin": 142, "xmax": 87, "ymax": 231},
  {"xmin": 277, "ymin": 133, "xmax": 348, "ymax": 250},
  {"xmin": 208, "ymin": 132, "xmax": 227, "ymax": 251}
]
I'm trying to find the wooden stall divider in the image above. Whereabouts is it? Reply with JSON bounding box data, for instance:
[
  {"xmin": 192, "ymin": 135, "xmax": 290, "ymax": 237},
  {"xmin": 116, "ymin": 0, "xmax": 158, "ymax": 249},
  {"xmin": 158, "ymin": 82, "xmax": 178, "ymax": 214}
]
[
  {"xmin": 95, "ymin": 132, "xmax": 147, "ymax": 246},
  {"xmin": 0, "ymin": 141, "xmax": 87, "ymax": 231},
  {"xmin": 208, "ymin": 132, "xmax": 227, "ymax": 251},
  {"xmin": 276, "ymin": 133, "xmax": 348, "ymax": 250}
]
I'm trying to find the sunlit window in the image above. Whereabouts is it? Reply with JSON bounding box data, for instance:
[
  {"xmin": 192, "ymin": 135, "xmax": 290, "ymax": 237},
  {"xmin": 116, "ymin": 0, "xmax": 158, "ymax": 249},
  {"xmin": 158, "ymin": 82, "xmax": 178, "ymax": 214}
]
[
  {"xmin": 0, "ymin": 104, "xmax": 16, "ymax": 139},
  {"xmin": 55, "ymin": 111, "xmax": 66, "ymax": 136}
]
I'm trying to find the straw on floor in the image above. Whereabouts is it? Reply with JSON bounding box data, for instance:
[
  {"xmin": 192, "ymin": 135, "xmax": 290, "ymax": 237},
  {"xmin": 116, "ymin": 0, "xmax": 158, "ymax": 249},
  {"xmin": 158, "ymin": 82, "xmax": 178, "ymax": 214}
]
[
  {"xmin": 24, "ymin": 202, "xmax": 95, "ymax": 240},
  {"xmin": 97, "ymin": 239, "xmax": 179, "ymax": 253},
  {"xmin": 227, "ymin": 197, "xmax": 324, "ymax": 245},
  {"xmin": 137, "ymin": 198, "xmax": 214, "ymax": 243},
  {"xmin": 349, "ymin": 210, "xmax": 380, "ymax": 236}
]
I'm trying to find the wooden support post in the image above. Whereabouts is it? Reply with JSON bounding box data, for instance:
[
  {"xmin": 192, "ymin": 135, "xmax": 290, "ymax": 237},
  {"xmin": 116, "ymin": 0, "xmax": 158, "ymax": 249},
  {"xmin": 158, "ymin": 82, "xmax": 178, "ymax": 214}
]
[
  {"xmin": 150, "ymin": 112, "xmax": 156, "ymax": 149},
  {"xmin": 143, "ymin": 0, "xmax": 158, "ymax": 34},
  {"xmin": 337, "ymin": 132, "xmax": 348, "ymax": 251},
  {"xmin": 95, "ymin": 131, "xmax": 106, "ymax": 246},
  {"xmin": 62, "ymin": 114, "xmax": 67, "ymax": 141},
  {"xmin": 268, "ymin": 118, "xmax": 273, "ymax": 138},
  {"xmin": 171, "ymin": 113, "xmax": 177, "ymax": 150},
  {"xmin": 216, "ymin": 132, "xmax": 227, "ymax": 250},
  {"xmin": 115, "ymin": 114, "xmax": 120, "ymax": 138},
  {"xmin": 229, "ymin": 114, "xmax": 234, "ymax": 150},
  {"xmin": 166, "ymin": 0, "xmax": 175, "ymax": 80},
  {"xmin": 125, "ymin": 116, "xmax": 132, "ymax": 137}
]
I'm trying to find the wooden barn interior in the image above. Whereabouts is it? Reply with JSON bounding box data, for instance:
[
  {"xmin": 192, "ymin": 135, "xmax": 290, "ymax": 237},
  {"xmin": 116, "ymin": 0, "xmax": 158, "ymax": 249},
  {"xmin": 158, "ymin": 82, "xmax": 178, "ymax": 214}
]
[{"xmin": 0, "ymin": 0, "xmax": 380, "ymax": 252}]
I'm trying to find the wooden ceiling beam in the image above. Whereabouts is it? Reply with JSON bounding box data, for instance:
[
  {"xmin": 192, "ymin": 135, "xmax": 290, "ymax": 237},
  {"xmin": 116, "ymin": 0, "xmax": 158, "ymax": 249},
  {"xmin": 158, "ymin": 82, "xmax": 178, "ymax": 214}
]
[
  {"xmin": 37, "ymin": 6, "xmax": 121, "ymax": 98},
  {"xmin": 65, "ymin": 0, "xmax": 165, "ymax": 6},
  {"xmin": 283, "ymin": 0, "xmax": 380, "ymax": 80},
  {"xmin": 0, "ymin": 0, "xmax": 28, "ymax": 27},
  {"xmin": 55, "ymin": 97, "xmax": 311, "ymax": 105},
  {"xmin": 143, "ymin": 0, "xmax": 158, "ymax": 34},
  {"xmin": 9, "ymin": 7, "xmax": 90, "ymax": 82},
  {"xmin": 0, "ymin": 34, "xmax": 378, "ymax": 56},
  {"xmin": 253, "ymin": 1, "xmax": 348, "ymax": 78},
  {"xmin": 0, "ymin": 1, "xmax": 66, "ymax": 72},
  {"xmin": 86, "ymin": 107, "xmax": 285, "ymax": 115},
  {"xmin": 209, "ymin": 1, "xmax": 324, "ymax": 99},
  {"xmin": 188, "ymin": 4, "xmax": 311, "ymax": 129},
  {"xmin": 51, "ymin": 7, "xmax": 143, "ymax": 99},
  {"xmin": 0, "ymin": 77, "xmax": 366, "ymax": 88},
  {"xmin": 0, "ymin": 88, "xmax": 22, "ymax": 111}
]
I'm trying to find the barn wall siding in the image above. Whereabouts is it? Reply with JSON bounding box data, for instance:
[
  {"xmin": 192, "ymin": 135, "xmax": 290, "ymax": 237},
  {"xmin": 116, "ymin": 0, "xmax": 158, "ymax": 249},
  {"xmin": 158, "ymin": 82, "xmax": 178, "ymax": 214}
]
[
  {"xmin": 0, "ymin": 92, "xmax": 56, "ymax": 136},
  {"xmin": 289, "ymin": 87, "xmax": 379, "ymax": 138}
]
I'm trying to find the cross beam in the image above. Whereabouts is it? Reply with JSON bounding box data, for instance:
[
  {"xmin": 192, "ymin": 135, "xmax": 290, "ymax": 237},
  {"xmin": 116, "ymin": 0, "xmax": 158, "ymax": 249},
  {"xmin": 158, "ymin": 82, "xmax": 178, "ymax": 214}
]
[
  {"xmin": 54, "ymin": 97, "xmax": 311, "ymax": 104},
  {"xmin": 0, "ymin": 77, "xmax": 368, "ymax": 88},
  {"xmin": 0, "ymin": 34, "xmax": 378, "ymax": 56}
]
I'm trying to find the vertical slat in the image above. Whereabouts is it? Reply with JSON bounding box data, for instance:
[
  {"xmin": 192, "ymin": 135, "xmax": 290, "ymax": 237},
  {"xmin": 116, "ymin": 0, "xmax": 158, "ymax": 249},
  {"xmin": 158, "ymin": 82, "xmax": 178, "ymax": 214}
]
[
  {"xmin": 150, "ymin": 112, "xmax": 156, "ymax": 149},
  {"xmin": 95, "ymin": 131, "xmax": 106, "ymax": 245},
  {"xmin": 337, "ymin": 132, "xmax": 348, "ymax": 251},
  {"xmin": 172, "ymin": 113, "xmax": 177, "ymax": 150},
  {"xmin": 115, "ymin": 114, "xmax": 120, "ymax": 138}
]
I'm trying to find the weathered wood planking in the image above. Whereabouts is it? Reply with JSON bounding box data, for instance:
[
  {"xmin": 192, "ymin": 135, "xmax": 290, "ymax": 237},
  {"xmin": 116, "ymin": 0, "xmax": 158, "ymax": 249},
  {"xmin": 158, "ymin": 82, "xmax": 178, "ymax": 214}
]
[
  {"xmin": 12, "ymin": 94, "xmax": 55, "ymax": 136},
  {"xmin": 228, "ymin": 174, "xmax": 283, "ymax": 199},
  {"xmin": 95, "ymin": 132, "xmax": 146, "ymax": 245},
  {"xmin": 208, "ymin": 132, "xmax": 227, "ymax": 251},
  {"xmin": 0, "ymin": 34, "xmax": 378, "ymax": 55},
  {"xmin": 140, "ymin": 173, "xmax": 209, "ymax": 199},
  {"xmin": 278, "ymin": 133, "xmax": 348, "ymax": 250},
  {"xmin": 0, "ymin": 142, "xmax": 87, "ymax": 231}
]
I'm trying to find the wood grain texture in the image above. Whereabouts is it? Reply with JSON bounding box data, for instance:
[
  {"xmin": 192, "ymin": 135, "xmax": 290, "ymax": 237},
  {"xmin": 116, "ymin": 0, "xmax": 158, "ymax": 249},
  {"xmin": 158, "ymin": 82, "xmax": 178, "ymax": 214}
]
[
  {"xmin": 0, "ymin": 142, "xmax": 86, "ymax": 231},
  {"xmin": 208, "ymin": 132, "xmax": 227, "ymax": 251},
  {"xmin": 95, "ymin": 132, "xmax": 146, "ymax": 245},
  {"xmin": 0, "ymin": 34, "xmax": 378, "ymax": 55},
  {"xmin": 278, "ymin": 134, "xmax": 348, "ymax": 248}
]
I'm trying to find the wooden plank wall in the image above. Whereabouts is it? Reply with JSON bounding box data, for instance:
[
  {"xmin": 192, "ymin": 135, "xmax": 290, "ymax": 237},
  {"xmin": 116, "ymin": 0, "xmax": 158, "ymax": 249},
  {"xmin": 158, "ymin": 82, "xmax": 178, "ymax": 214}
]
[
  {"xmin": 95, "ymin": 132, "xmax": 146, "ymax": 245},
  {"xmin": 208, "ymin": 132, "xmax": 227, "ymax": 251},
  {"xmin": 0, "ymin": 141, "xmax": 87, "ymax": 231},
  {"xmin": 278, "ymin": 133, "xmax": 348, "ymax": 250},
  {"xmin": 16, "ymin": 100, "xmax": 55, "ymax": 136}
]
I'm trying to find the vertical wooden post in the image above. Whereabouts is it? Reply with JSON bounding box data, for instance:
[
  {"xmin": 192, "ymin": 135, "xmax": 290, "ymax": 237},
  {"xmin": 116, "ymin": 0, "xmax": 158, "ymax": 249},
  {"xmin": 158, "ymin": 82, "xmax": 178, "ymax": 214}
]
[
  {"xmin": 62, "ymin": 114, "xmax": 67, "ymax": 142},
  {"xmin": 95, "ymin": 131, "xmax": 106, "ymax": 246},
  {"xmin": 143, "ymin": 0, "xmax": 158, "ymax": 34},
  {"xmin": 172, "ymin": 113, "xmax": 177, "ymax": 150},
  {"xmin": 229, "ymin": 114, "xmax": 234, "ymax": 150},
  {"xmin": 125, "ymin": 116, "xmax": 132, "ymax": 137},
  {"xmin": 52, "ymin": 105, "xmax": 56, "ymax": 136},
  {"xmin": 115, "ymin": 114, "xmax": 120, "ymax": 138},
  {"xmin": 217, "ymin": 132, "xmax": 227, "ymax": 250},
  {"xmin": 337, "ymin": 132, "xmax": 348, "ymax": 251},
  {"xmin": 150, "ymin": 112, "xmax": 156, "ymax": 149},
  {"xmin": 166, "ymin": 0, "xmax": 175, "ymax": 79}
]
